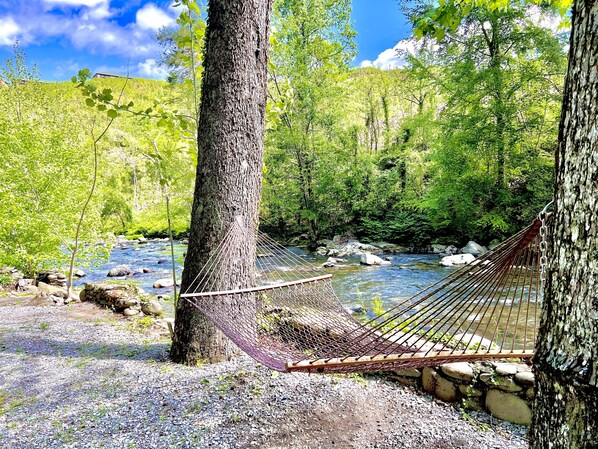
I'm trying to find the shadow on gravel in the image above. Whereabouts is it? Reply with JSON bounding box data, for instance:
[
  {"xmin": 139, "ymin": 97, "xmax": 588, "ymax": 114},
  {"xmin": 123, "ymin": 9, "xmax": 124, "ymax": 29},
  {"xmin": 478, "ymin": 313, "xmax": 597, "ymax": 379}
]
[{"xmin": 1, "ymin": 337, "xmax": 171, "ymax": 362}]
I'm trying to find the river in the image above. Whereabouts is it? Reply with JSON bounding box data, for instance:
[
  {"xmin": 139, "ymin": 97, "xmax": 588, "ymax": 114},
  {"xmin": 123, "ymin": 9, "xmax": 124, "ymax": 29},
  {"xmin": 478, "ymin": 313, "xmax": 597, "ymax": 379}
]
[{"xmin": 73, "ymin": 239, "xmax": 455, "ymax": 319}]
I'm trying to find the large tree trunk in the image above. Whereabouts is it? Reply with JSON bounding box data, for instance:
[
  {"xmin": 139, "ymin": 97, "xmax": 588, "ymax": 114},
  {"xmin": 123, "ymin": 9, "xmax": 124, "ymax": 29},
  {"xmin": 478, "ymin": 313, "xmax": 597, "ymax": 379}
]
[
  {"xmin": 530, "ymin": 0, "xmax": 598, "ymax": 447},
  {"xmin": 170, "ymin": 0, "xmax": 274, "ymax": 365}
]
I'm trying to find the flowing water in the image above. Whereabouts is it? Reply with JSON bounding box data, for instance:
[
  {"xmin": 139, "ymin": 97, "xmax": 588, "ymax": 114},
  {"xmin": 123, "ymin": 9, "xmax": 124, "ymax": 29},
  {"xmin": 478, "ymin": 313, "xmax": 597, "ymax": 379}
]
[
  {"xmin": 73, "ymin": 240, "xmax": 539, "ymax": 349},
  {"xmin": 73, "ymin": 240, "xmax": 455, "ymax": 319}
]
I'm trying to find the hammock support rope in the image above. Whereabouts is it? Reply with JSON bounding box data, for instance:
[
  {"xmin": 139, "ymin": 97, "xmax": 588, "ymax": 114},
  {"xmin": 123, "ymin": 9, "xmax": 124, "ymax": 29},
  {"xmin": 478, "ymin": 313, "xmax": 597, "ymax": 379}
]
[{"xmin": 181, "ymin": 214, "xmax": 550, "ymax": 373}]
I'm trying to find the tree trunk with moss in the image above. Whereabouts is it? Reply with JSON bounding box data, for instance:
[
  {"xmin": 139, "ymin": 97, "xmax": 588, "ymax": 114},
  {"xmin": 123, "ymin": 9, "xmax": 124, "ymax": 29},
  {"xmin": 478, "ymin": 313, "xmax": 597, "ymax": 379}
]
[
  {"xmin": 170, "ymin": 0, "xmax": 274, "ymax": 365},
  {"xmin": 530, "ymin": 0, "xmax": 598, "ymax": 447}
]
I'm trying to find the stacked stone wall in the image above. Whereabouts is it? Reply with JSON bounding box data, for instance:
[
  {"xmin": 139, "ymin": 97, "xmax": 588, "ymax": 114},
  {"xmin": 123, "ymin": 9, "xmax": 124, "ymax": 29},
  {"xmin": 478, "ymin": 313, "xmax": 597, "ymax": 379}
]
[{"xmin": 391, "ymin": 361, "xmax": 534, "ymax": 425}]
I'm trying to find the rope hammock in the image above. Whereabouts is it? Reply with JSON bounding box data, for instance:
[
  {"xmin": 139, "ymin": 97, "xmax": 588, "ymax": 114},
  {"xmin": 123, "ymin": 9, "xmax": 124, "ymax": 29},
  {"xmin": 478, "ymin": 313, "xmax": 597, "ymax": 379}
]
[{"xmin": 180, "ymin": 212, "xmax": 552, "ymax": 373}]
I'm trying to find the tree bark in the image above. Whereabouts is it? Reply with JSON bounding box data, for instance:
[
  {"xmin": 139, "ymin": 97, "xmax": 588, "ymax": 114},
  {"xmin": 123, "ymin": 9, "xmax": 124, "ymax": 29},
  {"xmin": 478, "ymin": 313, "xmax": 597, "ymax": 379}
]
[
  {"xmin": 530, "ymin": 0, "xmax": 598, "ymax": 447},
  {"xmin": 170, "ymin": 0, "xmax": 274, "ymax": 365}
]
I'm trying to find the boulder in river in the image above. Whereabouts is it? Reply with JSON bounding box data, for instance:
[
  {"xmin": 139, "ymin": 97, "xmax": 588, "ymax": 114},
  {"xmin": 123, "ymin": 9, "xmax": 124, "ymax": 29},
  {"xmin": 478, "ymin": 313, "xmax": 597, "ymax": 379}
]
[
  {"xmin": 360, "ymin": 253, "xmax": 391, "ymax": 266},
  {"xmin": 322, "ymin": 257, "xmax": 338, "ymax": 268},
  {"xmin": 337, "ymin": 240, "xmax": 379, "ymax": 257},
  {"xmin": 460, "ymin": 241, "xmax": 488, "ymax": 256},
  {"xmin": 107, "ymin": 265, "xmax": 132, "ymax": 277},
  {"xmin": 442, "ymin": 245, "xmax": 459, "ymax": 255},
  {"xmin": 439, "ymin": 253, "xmax": 476, "ymax": 267},
  {"xmin": 153, "ymin": 278, "xmax": 180, "ymax": 288}
]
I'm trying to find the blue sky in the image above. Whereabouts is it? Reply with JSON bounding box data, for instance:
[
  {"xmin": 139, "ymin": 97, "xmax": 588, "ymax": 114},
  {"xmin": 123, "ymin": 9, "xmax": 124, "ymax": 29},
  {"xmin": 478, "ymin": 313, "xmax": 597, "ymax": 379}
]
[{"xmin": 0, "ymin": 0, "xmax": 412, "ymax": 81}]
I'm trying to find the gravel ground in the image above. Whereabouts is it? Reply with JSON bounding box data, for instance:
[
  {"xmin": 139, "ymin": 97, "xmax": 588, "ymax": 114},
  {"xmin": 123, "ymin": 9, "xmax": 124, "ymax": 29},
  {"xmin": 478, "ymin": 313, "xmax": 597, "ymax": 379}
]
[{"xmin": 0, "ymin": 298, "xmax": 529, "ymax": 449}]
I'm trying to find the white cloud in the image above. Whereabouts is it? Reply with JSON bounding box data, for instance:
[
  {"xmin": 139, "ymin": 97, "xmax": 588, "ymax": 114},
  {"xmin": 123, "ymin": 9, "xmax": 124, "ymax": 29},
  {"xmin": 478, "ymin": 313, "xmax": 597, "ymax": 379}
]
[
  {"xmin": 136, "ymin": 3, "xmax": 175, "ymax": 31},
  {"xmin": 42, "ymin": 0, "xmax": 106, "ymax": 6},
  {"xmin": 0, "ymin": 16, "xmax": 20, "ymax": 46},
  {"xmin": 0, "ymin": 1, "xmax": 178, "ymax": 79},
  {"xmin": 359, "ymin": 38, "xmax": 429, "ymax": 70},
  {"xmin": 137, "ymin": 58, "xmax": 168, "ymax": 79}
]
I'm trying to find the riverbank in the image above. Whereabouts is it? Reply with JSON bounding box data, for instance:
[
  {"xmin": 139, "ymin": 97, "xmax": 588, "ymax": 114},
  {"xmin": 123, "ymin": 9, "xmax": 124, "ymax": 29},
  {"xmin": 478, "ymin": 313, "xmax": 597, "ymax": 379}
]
[{"xmin": 0, "ymin": 297, "xmax": 528, "ymax": 449}]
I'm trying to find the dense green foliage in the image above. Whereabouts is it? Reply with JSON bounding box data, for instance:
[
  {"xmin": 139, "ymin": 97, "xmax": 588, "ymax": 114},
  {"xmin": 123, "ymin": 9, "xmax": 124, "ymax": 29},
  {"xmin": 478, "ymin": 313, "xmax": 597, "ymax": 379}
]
[
  {"xmin": 0, "ymin": 0, "xmax": 568, "ymax": 274},
  {"xmin": 261, "ymin": 1, "xmax": 567, "ymax": 247},
  {"xmin": 0, "ymin": 50, "xmax": 195, "ymax": 275}
]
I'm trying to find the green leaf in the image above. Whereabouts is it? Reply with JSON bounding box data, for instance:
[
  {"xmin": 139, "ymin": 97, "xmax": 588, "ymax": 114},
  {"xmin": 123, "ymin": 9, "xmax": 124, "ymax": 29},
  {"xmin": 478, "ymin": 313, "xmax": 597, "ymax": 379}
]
[
  {"xmin": 85, "ymin": 98, "xmax": 95, "ymax": 107},
  {"xmin": 107, "ymin": 109, "xmax": 118, "ymax": 119}
]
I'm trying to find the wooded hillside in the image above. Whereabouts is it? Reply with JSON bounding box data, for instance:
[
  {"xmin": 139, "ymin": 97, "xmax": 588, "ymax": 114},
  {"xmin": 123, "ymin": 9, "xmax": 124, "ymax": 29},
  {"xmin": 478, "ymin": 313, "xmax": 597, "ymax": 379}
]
[{"xmin": 0, "ymin": 1, "xmax": 567, "ymax": 276}]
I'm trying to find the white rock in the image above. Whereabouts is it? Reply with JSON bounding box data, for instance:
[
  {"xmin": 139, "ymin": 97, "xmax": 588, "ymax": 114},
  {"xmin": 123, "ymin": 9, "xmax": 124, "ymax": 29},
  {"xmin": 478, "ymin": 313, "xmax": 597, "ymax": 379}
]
[
  {"xmin": 152, "ymin": 278, "xmax": 180, "ymax": 288},
  {"xmin": 439, "ymin": 253, "xmax": 476, "ymax": 267},
  {"xmin": 360, "ymin": 253, "xmax": 391, "ymax": 266},
  {"xmin": 107, "ymin": 265, "xmax": 132, "ymax": 277}
]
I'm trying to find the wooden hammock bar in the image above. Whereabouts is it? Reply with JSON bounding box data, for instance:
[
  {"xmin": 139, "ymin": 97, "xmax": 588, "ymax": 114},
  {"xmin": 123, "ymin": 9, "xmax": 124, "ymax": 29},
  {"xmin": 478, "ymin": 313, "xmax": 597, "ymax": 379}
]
[
  {"xmin": 285, "ymin": 350, "xmax": 534, "ymax": 372},
  {"xmin": 180, "ymin": 274, "xmax": 333, "ymax": 298}
]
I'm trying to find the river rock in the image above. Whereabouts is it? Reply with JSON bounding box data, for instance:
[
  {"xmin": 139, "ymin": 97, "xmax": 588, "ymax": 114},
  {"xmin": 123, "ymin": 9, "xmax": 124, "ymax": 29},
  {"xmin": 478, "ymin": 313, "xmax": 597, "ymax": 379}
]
[
  {"xmin": 515, "ymin": 371, "xmax": 535, "ymax": 386},
  {"xmin": 439, "ymin": 253, "xmax": 476, "ymax": 267},
  {"xmin": 153, "ymin": 278, "xmax": 180, "ymax": 288},
  {"xmin": 36, "ymin": 271, "xmax": 67, "ymax": 286},
  {"xmin": 480, "ymin": 373, "xmax": 522, "ymax": 392},
  {"xmin": 107, "ymin": 265, "xmax": 132, "ymax": 277},
  {"xmin": 459, "ymin": 385, "xmax": 483, "ymax": 397},
  {"xmin": 16, "ymin": 278, "xmax": 34, "ymax": 290},
  {"xmin": 315, "ymin": 247, "xmax": 328, "ymax": 256},
  {"xmin": 431, "ymin": 244, "xmax": 447, "ymax": 254},
  {"xmin": 460, "ymin": 241, "xmax": 488, "ymax": 256},
  {"xmin": 157, "ymin": 258, "xmax": 168, "ymax": 264},
  {"xmin": 360, "ymin": 253, "xmax": 391, "ymax": 266},
  {"xmin": 81, "ymin": 283, "xmax": 141, "ymax": 312},
  {"xmin": 123, "ymin": 307, "xmax": 140, "ymax": 317},
  {"xmin": 322, "ymin": 257, "xmax": 338, "ymax": 268},
  {"xmin": 142, "ymin": 299, "xmax": 163, "ymax": 316},
  {"xmin": 37, "ymin": 282, "xmax": 68, "ymax": 299},
  {"xmin": 345, "ymin": 304, "xmax": 366, "ymax": 315},
  {"xmin": 50, "ymin": 295, "xmax": 65, "ymax": 305},
  {"xmin": 337, "ymin": 240, "xmax": 379, "ymax": 257},
  {"xmin": 442, "ymin": 245, "xmax": 459, "ymax": 255},
  {"xmin": 74, "ymin": 269, "xmax": 86, "ymax": 278},
  {"xmin": 494, "ymin": 362, "xmax": 518, "ymax": 376},
  {"xmin": 485, "ymin": 389, "xmax": 531, "ymax": 425},
  {"xmin": 115, "ymin": 235, "xmax": 129, "ymax": 246},
  {"xmin": 422, "ymin": 367, "xmax": 459, "ymax": 402},
  {"xmin": 441, "ymin": 362, "xmax": 475, "ymax": 381}
]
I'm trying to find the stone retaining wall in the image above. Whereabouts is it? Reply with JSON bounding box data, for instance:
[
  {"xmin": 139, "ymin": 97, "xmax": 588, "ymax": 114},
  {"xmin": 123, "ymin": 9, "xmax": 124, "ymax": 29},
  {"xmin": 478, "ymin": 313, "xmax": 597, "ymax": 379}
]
[
  {"xmin": 390, "ymin": 361, "xmax": 534, "ymax": 425},
  {"xmin": 80, "ymin": 282, "xmax": 163, "ymax": 317}
]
